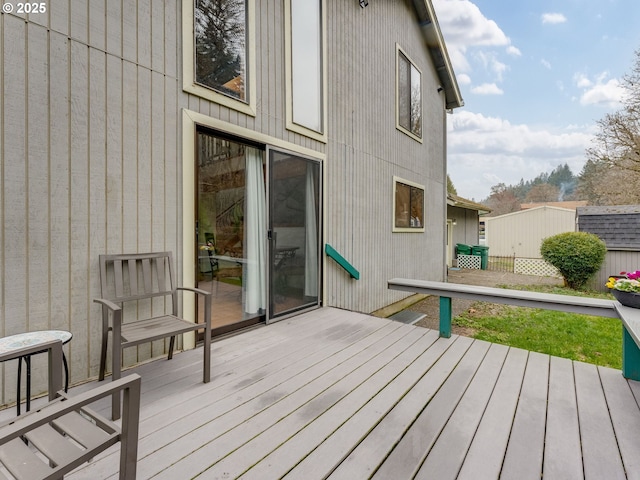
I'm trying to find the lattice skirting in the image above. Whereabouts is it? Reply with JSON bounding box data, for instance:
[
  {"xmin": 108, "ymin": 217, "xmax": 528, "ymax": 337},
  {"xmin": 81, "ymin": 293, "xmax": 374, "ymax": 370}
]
[
  {"xmin": 514, "ymin": 258, "xmax": 561, "ymax": 278},
  {"xmin": 456, "ymin": 254, "xmax": 481, "ymax": 270}
]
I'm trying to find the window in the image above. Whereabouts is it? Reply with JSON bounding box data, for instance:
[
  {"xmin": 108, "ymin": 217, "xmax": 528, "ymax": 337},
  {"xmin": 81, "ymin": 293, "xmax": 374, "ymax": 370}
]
[
  {"xmin": 195, "ymin": 0, "xmax": 247, "ymax": 100},
  {"xmin": 397, "ymin": 46, "xmax": 422, "ymax": 140},
  {"xmin": 285, "ymin": 0, "xmax": 326, "ymax": 141},
  {"xmin": 394, "ymin": 177, "xmax": 425, "ymax": 232},
  {"xmin": 184, "ymin": 0, "xmax": 256, "ymax": 116}
]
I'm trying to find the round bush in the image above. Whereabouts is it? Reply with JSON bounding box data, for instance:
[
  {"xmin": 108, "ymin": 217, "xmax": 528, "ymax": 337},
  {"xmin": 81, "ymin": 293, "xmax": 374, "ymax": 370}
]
[{"xmin": 540, "ymin": 232, "xmax": 606, "ymax": 290}]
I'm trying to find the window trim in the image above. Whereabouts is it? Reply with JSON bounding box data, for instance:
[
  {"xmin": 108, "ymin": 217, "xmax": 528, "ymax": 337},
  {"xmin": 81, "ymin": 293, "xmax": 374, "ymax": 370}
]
[
  {"xmin": 393, "ymin": 176, "xmax": 425, "ymax": 233},
  {"xmin": 183, "ymin": 0, "xmax": 257, "ymax": 117},
  {"xmin": 284, "ymin": 0, "xmax": 328, "ymax": 143},
  {"xmin": 395, "ymin": 44, "xmax": 423, "ymax": 143}
]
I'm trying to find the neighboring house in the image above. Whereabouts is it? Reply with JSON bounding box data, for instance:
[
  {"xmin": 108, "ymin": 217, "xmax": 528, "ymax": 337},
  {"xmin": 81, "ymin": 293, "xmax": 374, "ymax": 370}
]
[
  {"xmin": 0, "ymin": 0, "xmax": 462, "ymax": 399},
  {"xmin": 577, "ymin": 206, "xmax": 640, "ymax": 291},
  {"xmin": 484, "ymin": 206, "xmax": 576, "ymax": 258},
  {"xmin": 446, "ymin": 194, "xmax": 491, "ymax": 267}
]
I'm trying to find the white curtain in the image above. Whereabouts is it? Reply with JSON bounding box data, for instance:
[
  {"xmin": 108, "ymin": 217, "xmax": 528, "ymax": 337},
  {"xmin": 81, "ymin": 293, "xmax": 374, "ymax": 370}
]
[
  {"xmin": 304, "ymin": 163, "xmax": 318, "ymax": 297},
  {"xmin": 243, "ymin": 147, "xmax": 266, "ymax": 314}
]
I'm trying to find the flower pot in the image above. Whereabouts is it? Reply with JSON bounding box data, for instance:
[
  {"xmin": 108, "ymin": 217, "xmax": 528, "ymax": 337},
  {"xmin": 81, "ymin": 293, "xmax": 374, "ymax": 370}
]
[{"xmin": 611, "ymin": 289, "xmax": 640, "ymax": 308}]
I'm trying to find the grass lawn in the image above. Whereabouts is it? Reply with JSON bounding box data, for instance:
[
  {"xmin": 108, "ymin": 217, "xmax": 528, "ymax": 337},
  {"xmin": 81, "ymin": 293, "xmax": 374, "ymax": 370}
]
[{"xmin": 453, "ymin": 285, "xmax": 622, "ymax": 369}]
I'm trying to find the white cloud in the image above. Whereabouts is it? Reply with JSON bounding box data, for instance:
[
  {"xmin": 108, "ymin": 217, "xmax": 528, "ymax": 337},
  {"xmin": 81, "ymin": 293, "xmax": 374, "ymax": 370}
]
[
  {"xmin": 456, "ymin": 73, "xmax": 472, "ymax": 85},
  {"xmin": 541, "ymin": 59, "xmax": 552, "ymax": 70},
  {"xmin": 433, "ymin": 0, "xmax": 513, "ymax": 74},
  {"xmin": 580, "ymin": 79, "xmax": 624, "ymax": 107},
  {"xmin": 446, "ymin": 111, "xmax": 593, "ymax": 200},
  {"xmin": 471, "ymin": 83, "xmax": 504, "ymax": 95},
  {"xmin": 574, "ymin": 72, "xmax": 625, "ymax": 107},
  {"xmin": 541, "ymin": 13, "xmax": 567, "ymax": 24},
  {"xmin": 475, "ymin": 51, "xmax": 508, "ymax": 81},
  {"xmin": 574, "ymin": 73, "xmax": 592, "ymax": 88},
  {"xmin": 506, "ymin": 46, "xmax": 522, "ymax": 57}
]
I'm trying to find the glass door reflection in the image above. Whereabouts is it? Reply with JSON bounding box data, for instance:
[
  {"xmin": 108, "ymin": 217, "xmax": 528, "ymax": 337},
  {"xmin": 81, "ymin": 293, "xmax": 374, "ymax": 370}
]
[
  {"xmin": 268, "ymin": 150, "xmax": 321, "ymax": 319},
  {"xmin": 196, "ymin": 131, "xmax": 266, "ymax": 334}
]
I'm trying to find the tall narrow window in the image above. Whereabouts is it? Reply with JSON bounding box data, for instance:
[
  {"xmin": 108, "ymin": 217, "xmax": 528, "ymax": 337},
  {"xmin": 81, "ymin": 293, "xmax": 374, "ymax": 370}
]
[
  {"xmin": 286, "ymin": 0, "xmax": 325, "ymax": 140},
  {"xmin": 195, "ymin": 0, "xmax": 248, "ymax": 102},
  {"xmin": 394, "ymin": 177, "xmax": 425, "ymax": 232},
  {"xmin": 397, "ymin": 48, "xmax": 422, "ymax": 140}
]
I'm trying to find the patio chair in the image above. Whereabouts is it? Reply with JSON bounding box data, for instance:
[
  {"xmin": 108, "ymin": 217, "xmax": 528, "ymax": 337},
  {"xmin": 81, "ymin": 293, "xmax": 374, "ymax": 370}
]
[
  {"xmin": 94, "ymin": 252, "xmax": 211, "ymax": 419},
  {"xmin": 0, "ymin": 339, "xmax": 141, "ymax": 480}
]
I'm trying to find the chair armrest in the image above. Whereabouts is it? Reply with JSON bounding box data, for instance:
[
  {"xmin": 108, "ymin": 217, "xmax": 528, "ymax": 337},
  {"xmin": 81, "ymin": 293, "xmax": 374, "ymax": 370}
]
[
  {"xmin": 0, "ymin": 340, "xmax": 63, "ymax": 401},
  {"xmin": 0, "ymin": 374, "xmax": 141, "ymax": 445},
  {"xmin": 176, "ymin": 286, "xmax": 211, "ymax": 298},
  {"xmin": 93, "ymin": 297, "xmax": 122, "ymax": 312}
]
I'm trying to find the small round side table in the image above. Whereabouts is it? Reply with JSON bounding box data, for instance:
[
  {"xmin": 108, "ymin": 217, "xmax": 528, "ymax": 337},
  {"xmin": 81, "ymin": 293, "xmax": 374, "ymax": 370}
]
[{"xmin": 0, "ymin": 330, "xmax": 72, "ymax": 415}]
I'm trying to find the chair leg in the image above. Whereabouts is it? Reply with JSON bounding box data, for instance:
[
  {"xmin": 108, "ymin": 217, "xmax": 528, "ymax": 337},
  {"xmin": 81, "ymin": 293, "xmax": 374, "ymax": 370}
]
[
  {"xmin": 112, "ymin": 342, "xmax": 122, "ymax": 421},
  {"xmin": 168, "ymin": 336, "xmax": 176, "ymax": 360},
  {"xmin": 99, "ymin": 317, "xmax": 109, "ymax": 382}
]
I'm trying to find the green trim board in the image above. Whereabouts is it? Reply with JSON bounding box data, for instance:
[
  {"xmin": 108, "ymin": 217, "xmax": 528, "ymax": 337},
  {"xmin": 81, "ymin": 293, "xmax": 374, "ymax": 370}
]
[{"xmin": 325, "ymin": 244, "xmax": 359, "ymax": 280}]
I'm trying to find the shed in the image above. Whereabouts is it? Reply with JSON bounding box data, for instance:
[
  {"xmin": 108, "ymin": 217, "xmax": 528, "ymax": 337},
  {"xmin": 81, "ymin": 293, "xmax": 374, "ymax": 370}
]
[
  {"xmin": 577, "ymin": 205, "xmax": 640, "ymax": 291},
  {"xmin": 446, "ymin": 194, "xmax": 491, "ymax": 267},
  {"xmin": 484, "ymin": 206, "xmax": 576, "ymax": 258}
]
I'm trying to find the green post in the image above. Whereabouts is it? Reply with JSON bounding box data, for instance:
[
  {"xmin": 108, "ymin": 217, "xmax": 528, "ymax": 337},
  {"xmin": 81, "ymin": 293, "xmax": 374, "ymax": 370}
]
[
  {"xmin": 622, "ymin": 327, "xmax": 640, "ymax": 381},
  {"xmin": 439, "ymin": 296, "xmax": 452, "ymax": 338}
]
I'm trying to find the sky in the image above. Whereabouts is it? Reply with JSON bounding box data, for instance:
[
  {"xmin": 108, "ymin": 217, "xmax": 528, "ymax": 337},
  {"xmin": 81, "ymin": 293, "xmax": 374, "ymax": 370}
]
[{"xmin": 432, "ymin": 0, "xmax": 640, "ymax": 202}]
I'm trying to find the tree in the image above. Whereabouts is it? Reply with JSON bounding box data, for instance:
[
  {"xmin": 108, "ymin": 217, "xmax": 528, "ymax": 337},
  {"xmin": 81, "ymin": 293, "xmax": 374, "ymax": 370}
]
[
  {"xmin": 484, "ymin": 183, "xmax": 520, "ymax": 216},
  {"xmin": 524, "ymin": 183, "xmax": 560, "ymax": 203},
  {"xmin": 584, "ymin": 49, "xmax": 640, "ymax": 202},
  {"xmin": 446, "ymin": 174, "xmax": 457, "ymax": 195}
]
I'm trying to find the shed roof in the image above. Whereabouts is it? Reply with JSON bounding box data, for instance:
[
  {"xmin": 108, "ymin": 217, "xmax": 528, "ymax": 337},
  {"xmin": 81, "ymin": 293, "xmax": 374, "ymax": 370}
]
[
  {"xmin": 576, "ymin": 205, "xmax": 640, "ymax": 249},
  {"xmin": 521, "ymin": 200, "xmax": 588, "ymax": 211},
  {"xmin": 447, "ymin": 193, "xmax": 491, "ymax": 214},
  {"xmin": 484, "ymin": 205, "xmax": 575, "ymax": 221}
]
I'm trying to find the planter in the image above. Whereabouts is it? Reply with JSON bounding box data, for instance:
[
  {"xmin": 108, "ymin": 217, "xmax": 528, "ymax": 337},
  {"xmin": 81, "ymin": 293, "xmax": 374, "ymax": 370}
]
[{"xmin": 611, "ymin": 289, "xmax": 640, "ymax": 308}]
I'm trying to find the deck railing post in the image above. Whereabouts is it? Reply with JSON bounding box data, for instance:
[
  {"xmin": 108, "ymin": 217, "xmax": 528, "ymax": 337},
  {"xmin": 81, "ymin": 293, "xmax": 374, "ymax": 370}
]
[
  {"xmin": 439, "ymin": 296, "xmax": 452, "ymax": 338},
  {"xmin": 622, "ymin": 327, "xmax": 640, "ymax": 381}
]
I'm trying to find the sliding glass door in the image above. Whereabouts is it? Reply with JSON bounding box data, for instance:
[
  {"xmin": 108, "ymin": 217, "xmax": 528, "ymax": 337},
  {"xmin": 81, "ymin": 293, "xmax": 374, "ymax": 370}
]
[
  {"xmin": 196, "ymin": 130, "xmax": 266, "ymax": 334},
  {"xmin": 268, "ymin": 150, "xmax": 322, "ymax": 320},
  {"xmin": 195, "ymin": 132, "xmax": 322, "ymax": 331}
]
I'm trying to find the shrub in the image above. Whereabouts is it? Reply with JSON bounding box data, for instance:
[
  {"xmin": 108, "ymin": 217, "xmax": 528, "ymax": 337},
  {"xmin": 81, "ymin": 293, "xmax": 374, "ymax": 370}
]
[{"xmin": 540, "ymin": 232, "xmax": 606, "ymax": 290}]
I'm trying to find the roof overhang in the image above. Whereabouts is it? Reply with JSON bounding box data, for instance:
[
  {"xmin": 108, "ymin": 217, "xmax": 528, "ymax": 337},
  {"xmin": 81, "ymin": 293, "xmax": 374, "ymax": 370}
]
[
  {"xmin": 412, "ymin": 0, "xmax": 464, "ymax": 110},
  {"xmin": 447, "ymin": 193, "xmax": 491, "ymax": 215}
]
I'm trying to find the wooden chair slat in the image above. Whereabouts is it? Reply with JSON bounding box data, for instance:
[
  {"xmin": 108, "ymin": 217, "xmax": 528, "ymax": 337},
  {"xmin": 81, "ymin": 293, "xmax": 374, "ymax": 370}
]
[
  {"xmin": 141, "ymin": 258, "xmax": 152, "ymax": 294},
  {"xmin": 128, "ymin": 259, "xmax": 138, "ymax": 296},
  {"xmin": 114, "ymin": 260, "xmax": 124, "ymax": 298},
  {"xmin": 156, "ymin": 257, "xmax": 167, "ymax": 292}
]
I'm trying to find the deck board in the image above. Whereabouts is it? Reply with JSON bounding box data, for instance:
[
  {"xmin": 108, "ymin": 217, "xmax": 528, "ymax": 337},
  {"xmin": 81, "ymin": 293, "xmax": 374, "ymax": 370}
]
[
  {"xmin": 544, "ymin": 356, "xmax": 583, "ymax": 480},
  {"xmin": 53, "ymin": 307, "xmax": 640, "ymax": 479}
]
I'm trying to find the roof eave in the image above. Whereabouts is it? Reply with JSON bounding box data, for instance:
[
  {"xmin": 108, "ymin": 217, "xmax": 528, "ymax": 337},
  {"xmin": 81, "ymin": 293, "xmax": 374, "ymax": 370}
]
[{"xmin": 414, "ymin": 0, "xmax": 464, "ymax": 110}]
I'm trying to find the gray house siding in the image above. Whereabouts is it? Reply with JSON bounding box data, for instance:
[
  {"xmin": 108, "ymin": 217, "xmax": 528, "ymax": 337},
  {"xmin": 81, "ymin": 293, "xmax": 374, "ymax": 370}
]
[
  {"xmin": 448, "ymin": 206, "xmax": 480, "ymax": 248},
  {"xmin": 325, "ymin": 0, "xmax": 448, "ymax": 312},
  {"xmin": 0, "ymin": 0, "xmax": 456, "ymax": 404}
]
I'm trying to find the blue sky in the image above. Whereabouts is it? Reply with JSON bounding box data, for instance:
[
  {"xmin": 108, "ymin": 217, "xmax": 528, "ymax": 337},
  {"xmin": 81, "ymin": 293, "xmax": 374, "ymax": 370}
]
[{"xmin": 433, "ymin": 0, "xmax": 640, "ymax": 201}]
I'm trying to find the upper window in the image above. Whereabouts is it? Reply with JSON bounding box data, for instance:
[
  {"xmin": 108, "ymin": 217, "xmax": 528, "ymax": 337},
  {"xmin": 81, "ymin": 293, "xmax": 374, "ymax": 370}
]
[
  {"xmin": 195, "ymin": 0, "xmax": 247, "ymax": 100},
  {"xmin": 184, "ymin": 0, "xmax": 256, "ymax": 116},
  {"xmin": 394, "ymin": 177, "xmax": 425, "ymax": 232},
  {"xmin": 285, "ymin": 0, "xmax": 326, "ymax": 142},
  {"xmin": 396, "ymin": 46, "xmax": 422, "ymax": 141}
]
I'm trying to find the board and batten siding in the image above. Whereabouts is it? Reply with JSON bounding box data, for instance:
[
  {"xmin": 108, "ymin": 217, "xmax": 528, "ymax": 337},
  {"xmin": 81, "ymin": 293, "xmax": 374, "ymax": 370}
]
[
  {"xmin": 0, "ymin": 2, "xmax": 183, "ymax": 405},
  {"xmin": 0, "ymin": 0, "xmax": 451, "ymax": 406},
  {"xmin": 324, "ymin": 0, "xmax": 447, "ymax": 313},
  {"xmin": 485, "ymin": 207, "xmax": 576, "ymax": 258}
]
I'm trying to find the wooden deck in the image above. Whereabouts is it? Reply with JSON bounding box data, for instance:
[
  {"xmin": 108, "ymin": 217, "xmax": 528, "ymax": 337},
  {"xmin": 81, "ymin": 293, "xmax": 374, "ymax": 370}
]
[{"xmin": 57, "ymin": 307, "xmax": 640, "ymax": 479}]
